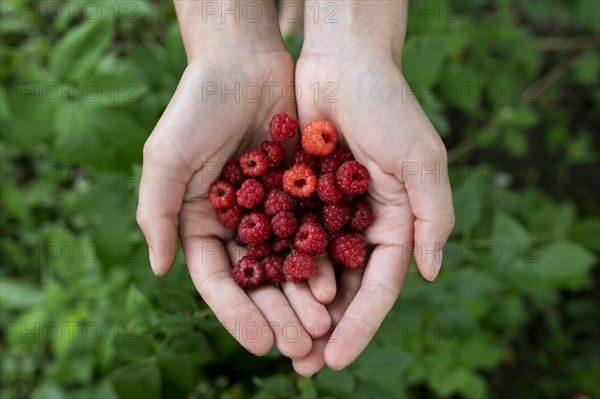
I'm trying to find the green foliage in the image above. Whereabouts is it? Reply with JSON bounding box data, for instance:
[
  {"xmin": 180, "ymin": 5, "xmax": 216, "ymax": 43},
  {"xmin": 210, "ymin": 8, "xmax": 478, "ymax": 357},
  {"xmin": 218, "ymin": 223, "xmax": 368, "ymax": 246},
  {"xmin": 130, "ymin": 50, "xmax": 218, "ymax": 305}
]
[{"xmin": 1, "ymin": 0, "xmax": 598, "ymax": 398}]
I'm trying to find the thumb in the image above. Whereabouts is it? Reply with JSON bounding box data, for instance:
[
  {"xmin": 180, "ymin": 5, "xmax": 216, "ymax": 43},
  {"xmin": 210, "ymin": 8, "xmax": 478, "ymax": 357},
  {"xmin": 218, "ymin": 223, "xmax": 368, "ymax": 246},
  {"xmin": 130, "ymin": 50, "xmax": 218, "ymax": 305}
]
[{"xmin": 136, "ymin": 137, "xmax": 193, "ymax": 275}]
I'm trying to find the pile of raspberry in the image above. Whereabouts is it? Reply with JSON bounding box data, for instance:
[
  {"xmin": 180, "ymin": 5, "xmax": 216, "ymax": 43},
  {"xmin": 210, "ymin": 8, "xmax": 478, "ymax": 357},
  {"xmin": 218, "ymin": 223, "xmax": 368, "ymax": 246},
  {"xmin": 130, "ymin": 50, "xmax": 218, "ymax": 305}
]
[{"xmin": 208, "ymin": 113, "xmax": 372, "ymax": 289}]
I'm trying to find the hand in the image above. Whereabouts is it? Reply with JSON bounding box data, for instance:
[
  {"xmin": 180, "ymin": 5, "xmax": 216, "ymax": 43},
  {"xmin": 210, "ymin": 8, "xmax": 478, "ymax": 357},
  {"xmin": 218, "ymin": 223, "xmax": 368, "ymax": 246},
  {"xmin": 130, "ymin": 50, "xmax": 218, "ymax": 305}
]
[
  {"xmin": 136, "ymin": 48, "xmax": 333, "ymax": 359},
  {"xmin": 291, "ymin": 47, "xmax": 455, "ymax": 374}
]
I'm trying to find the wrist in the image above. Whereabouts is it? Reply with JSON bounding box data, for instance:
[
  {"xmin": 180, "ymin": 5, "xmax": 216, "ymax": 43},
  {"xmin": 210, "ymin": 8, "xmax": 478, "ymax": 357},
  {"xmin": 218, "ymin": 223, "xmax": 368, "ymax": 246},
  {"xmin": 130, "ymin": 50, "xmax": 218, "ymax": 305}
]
[
  {"xmin": 174, "ymin": 0, "xmax": 286, "ymax": 62},
  {"xmin": 301, "ymin": 0, "xmax": 407, "ymax": 65}
]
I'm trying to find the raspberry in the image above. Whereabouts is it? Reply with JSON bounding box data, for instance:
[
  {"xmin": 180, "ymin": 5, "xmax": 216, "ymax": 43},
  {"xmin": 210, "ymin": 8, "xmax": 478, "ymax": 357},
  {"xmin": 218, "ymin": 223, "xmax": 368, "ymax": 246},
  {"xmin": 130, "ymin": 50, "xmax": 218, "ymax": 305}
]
[
  {"xmin": 283, "ymin": 251, "xmax": 317, "ymax": 283},
  {"xmin": 317, "ymin": 172, "xmax": 343, "ymax": 204},
  {"xmin": 294, "ymin": 222, "xmax": 327, "ymax": 256},
  {"xmin": 217, "ymin": 204, "xmax": 246, "ymax": 228},
  {"xmin": 235, "ymin": 232, "xmax": 246, "ymax": 247},
  {"xmin": 272, "ymin": 237, "xmax": 293, "ymax": 255},
  {"xmin": 298, "ymin": 212, "xmax": 320, "ymax": 225},
  {"xmin": 261, "ymin": 141, "xmax": 284, "ymax": 168},
  {"xmin": 283, "ymin": 164, "xmax": 317, "ymax": 198},
  {"xmin": 271, "ymin": 211, "xmax": 298, "ymax": 238},
  {"xmin": 293, "ymin": 149, "xmax": 320, "ymax": 172},
  {"xmin": 231, "ymin": 255, "xmax": 265, "ymax": 289},
  {"xmin": 260, "ymin": 168, "xmax": 284, "ymax": 190},
  {"xmin": 294, "ymin": 196, "xmax": 322, "ymax": 212},
  {"xmin": 222, "ymin": 160, "xmax": 245, "ymax": 186},
  {"xmin": 236, "ymin": 179, "xmax": 265, "ymax": 209},
  {"xmin": 262, "ymin": 255, "xmax": 285, "ymax": 284},
  {"xmin": 322, "ymin": 202, "xmax": 352, "ymax": 233},
  {"xmin": 208, "ymin": 180, "xmax": 236, "ymax": 209},
  {"xmin": 320, "ymin": 148, "xmax": 354, "ymax": 174},
  {"xmin": 349, "ymin": 201, "xmax": 373, "ymax": 230},
  {"xmin": 330, "ymin": 233, "xmax": 366, "ymax": 269},
  {"xmin": 269, "ymin": 113, "xmax": 299, "ymax": 144},
  {"xmin": 240, "ymin": 150, "xmax": 269, "ymax": 177},
  {"xmin": 247, "ymin": 242, "xmax": 273, "ymax": 260},
  {"xmin": 238, "ymin": 211, "xmax": 272, "ymax": 244},
  {"xmin": 264, "ymin": 189, "xmax": 294, "ymax": 216},
  {"xmin": 336, "ymin": 161, "xmax": 370, "ymax": 195},
  {"xmin": 301, "ymin": 119, "xmax": 339, "ymax": 156}
]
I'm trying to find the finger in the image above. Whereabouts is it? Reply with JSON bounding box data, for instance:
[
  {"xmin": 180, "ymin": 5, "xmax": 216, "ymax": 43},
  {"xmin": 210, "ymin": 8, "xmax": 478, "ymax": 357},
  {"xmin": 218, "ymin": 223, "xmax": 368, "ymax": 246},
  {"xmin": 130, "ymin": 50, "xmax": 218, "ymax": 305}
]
[
  {"xmin": 402, "ymin": 137, "xmax": 455, "ymax": 281},
  {"xmin": 281, "ymin": 281, "xmax": 331, "ymax": 339},
  {"xmin": 324, "ymin": 245, "xmax": 410, "ymax": 370},
  {"xmin": 247, "ymin": 286, "xmax": 313, "ymax": 358},
  {"xmin": 292, "ymin": 336, "xmax": 327, "ymax": 377},
  {"xmin": 307, "ymin": 254, "xmax": 336, "ymax": 304},
  {"xmin": 137, "ymin": 139, "xmax": 193, "ymax": 275},
  {"xmin": 182, "ymin": 236, "xmax": 273, "ymax": 356}
]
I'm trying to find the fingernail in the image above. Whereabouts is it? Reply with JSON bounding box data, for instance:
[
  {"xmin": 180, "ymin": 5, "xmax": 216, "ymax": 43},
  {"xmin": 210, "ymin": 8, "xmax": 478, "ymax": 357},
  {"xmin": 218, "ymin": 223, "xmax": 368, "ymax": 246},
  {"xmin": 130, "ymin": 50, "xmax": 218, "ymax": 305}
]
[
  {"xmin": 429, "ymin": 250, "xmax": 443, "ymax": 281},
  {"xmin": 149, "ymin": 247, "xmax": 158, "ymax": 275}
]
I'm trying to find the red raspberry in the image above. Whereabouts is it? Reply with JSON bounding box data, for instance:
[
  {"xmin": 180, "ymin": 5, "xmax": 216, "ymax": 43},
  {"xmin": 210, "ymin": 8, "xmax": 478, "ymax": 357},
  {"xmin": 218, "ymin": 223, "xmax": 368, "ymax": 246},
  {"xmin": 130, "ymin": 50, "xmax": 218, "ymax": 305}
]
[
  {"xmin": 235, "ymin": 232, "xmax": 246, "ymax": 247},
  {"xmin": 294, "ymin": 196, "xmax": 322, "ymax": 212},
  {"xmin": 320, "ymin": 148, "xmax": 355, "ymax": 174},
  {"xmin": 349, "ymin": 201, "xmax": 373, "ymax": 230},
  {"xmin": 264, "ymin": 189, "xmax": 294, "ymax": 216},
  {"xmin": 262, "ymin": 255, "xmax": 285, "ymax": 284},
  {"xmin": 301, "ymin": 119, "xmax": 339, "ymax": 156},
  {"xmin": 269, "ymin": 113, "xmax": 299, "ymax": 144},
  {"xmin": 293, "ymin": 149, "xmax": 320, "ymax": 172},
  {"xmin": 294, "ymin": 222, "xmax": 327, "ymax": 256},
  {"xmin": 217, "ymin": 204, "xmax": 246, "ymax": 228},
  {"xmin": 330, "ymin": 233, "xmax": 366, "ymax": 269},
  {"xmin": 261, "ymin": 140, "xmax": 284, "ymax": 168},
  {"xmin": 317, "ymin": 172, "xmax": 343, "ymax": 204},
  {"xmin": 283, "ymin": 251, "xmax": 317, "ymax": 283},
  {"xmin": 238, "ymin": 211, "xmax": 272, "ymax": 244},
  {"xmin": 272, "ymin": 237, "xmax": 293, "ymax": 255},
  {"xmin": 236, "ymin": 179, "xmax": 265, "ymax": 209},
  {"xmin": 298, "ymin": 212, "xmax": 320, "ymax": 225},
  {"xmin": 259, "ymin": 168, "xmax": 284, "ymax": 190},
  {"xmin": 271, "ymin": 211, "xmax": 298, "ymax": 238},
  {"xmin": 322, "ymin": 202, "xmax": 352, "ymax": 233},
  {"xmin": 336, "ymin": 161, "xmax": 370, "ymax": 195},
  {"xmin": 222, "ymin": 160, "xmax": 245, "ymax": 186},
  {"xmin": 208, "ymin": 180, "xmax": 236, "ymax": 209},
  {"xmin": 283, "ymin": 164, "xmax": 317, "ymax": 198},
  {"xmin": 231, "ymin": 255, "xmax": 265, "ymax": 289},
  {"xmin": 247, "ymin": 242, "xmax": 273, "ymax": 260},
  {"xmin": 239, "ymin": 150, "xmax": 269, "ymax": 177}
]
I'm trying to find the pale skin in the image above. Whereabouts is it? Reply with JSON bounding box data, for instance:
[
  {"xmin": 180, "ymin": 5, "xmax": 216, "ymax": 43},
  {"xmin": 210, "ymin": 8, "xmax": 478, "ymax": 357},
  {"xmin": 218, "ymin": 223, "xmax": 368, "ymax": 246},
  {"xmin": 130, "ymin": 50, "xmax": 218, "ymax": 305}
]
[{"xmin": 136, "ymin": 0, "xmax": 454, "ymax": 375}]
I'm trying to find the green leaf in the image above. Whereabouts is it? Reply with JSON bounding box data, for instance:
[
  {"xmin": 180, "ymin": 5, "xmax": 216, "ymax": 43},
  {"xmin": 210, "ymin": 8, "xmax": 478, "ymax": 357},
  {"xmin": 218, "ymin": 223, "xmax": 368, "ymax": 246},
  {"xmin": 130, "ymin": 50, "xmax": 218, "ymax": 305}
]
[
  {"xmin": 429, "ymin": 368, "xmax": 487, "ymax": 399},
  {"xmin": 0, "ymin": 278, "xmax": 42, "ymax": 310},
  {"xmin": 315, "ymin": 367, "xmax": 355, "ymax": 398},
  {"xmin": 351, "ymin": 346, "xmax": 414, "ymax": 393},
  {"xmin": 126, "ymin": 284, "xmax": 153, "ymax": 317},
  {"xmin": 52, "ymin": 102, "xmax": 103, "ymax": 162},
  {"xmin": 403, "ymin": 34, "xmax": 453, "ymax": 86},
  {"xmin": 49, "ymin": 17, "xmax": 115, "ymax": 79},
  {"xmin": 489, "ymin": 211, "xmax": 530, "ymax": 267},
  {"xmin": 532, "ymin": 241, "xmax": 596, "ymax": 290},
  {"xmin": 110, "ymin": 361, "xmax": 161, "ymax": 399},
  {"xmin": 252, "ymin": 375, "xmax": 294, "ymax": 398},
  {"xmin": 452, "ymin": 180, "xmax": 482, "ymax": 233}
]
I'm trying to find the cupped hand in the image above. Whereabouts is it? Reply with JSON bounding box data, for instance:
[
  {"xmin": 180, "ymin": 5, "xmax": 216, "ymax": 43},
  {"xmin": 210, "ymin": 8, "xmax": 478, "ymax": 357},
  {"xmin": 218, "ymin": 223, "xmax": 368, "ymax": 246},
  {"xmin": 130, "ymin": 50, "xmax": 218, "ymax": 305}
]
[
  {"xmin": 136, "ymin": 50, "xmax": 333, "ymax": 359},
  {"xmin": 291, "ymin": 50, "xmax": 455, "ymax": 375}
]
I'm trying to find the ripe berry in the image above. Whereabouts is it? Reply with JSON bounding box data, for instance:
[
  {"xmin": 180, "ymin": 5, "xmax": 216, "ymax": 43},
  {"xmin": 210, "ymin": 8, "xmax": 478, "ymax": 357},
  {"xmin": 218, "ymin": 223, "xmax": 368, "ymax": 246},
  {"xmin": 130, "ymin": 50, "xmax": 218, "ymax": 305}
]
[
  {"xmin": 247, "ymin": 242, "xmax": 273, "ymax": 260},
  {"xmin": 238, "ymin": 211, "xmax": 272, "ymax": 244},
  {"xmin": 317, "ymin": 172, "xmax": 343, "ymax": 204},
  {"xmin": 262, "ymin": 255, "xmax": 285, "ymax": 284},
  {"xmin": 260, "ymin": 168, "xmax": 284, "ymax": 190},
  {"xmin": 298, "ymin": 212, "xmax": 320, "ymax": 225},
  {"xmin": 283, "ymin": 164, "xmax": 317, "ymax": 198},
  {"xmin": 283, "ymin": 251, "xmax": 317, "ymax": 283},
  {"xmin": 261, "ymin": 140, "xmax": 284, "ymax": 168},
  {"xmin": 322, "ymin": 202, "xmax": 352, "ymax": 233},
  {"xmin": 264, "ymin": 189, "xmax": 294, "ymax": 216},
  {"xmin": 320, "ymin": 148, "xmax": 355, "ymax": 174},
  {"xmin": 271, "ymin": 211, "xmax": 298, "ymax": 238},
  {"xmin": 336, "ymin": 161, "xmax": 370, "ymax": 195},
  {"xmin": 349, "ymin": 200, "xmax": 373, "ymax": 230},
  {"xmin": 240, "ymin": 150, "xmax": 269, "ymax": 177},
  {"xmin": 294, "ymin": 196, "xmax": 322, "ymax": 212},
  {"xmin": 294, "ymin": 222, "xmax": 327, "ymax": 256},
  {"xmin": 208, "ymin": 180, "xmax": 236, "ymax": 209},
  {"xmin": 330, "ymin": 233, "xmax": 366, "ymax": 269},
  {"xmin": 222, "ymin": 160, "xmax": 245, "ymax": 186},
  {"xmin": 231, "ymin": 256, "xmax": 265, "ymax": 289},
  {"xmin": 236, "ymin": 179, "xmax": 265, "ymax": 209},
  {"xmin": 272, "ymin": 237, "xmax": 293, "ymax": 255},
  {"xmin": 293, "ymin": 149, "xmax": 320, "ymax": 172},
  {"xmin": 269, "ymin": 113, "xmax": 299, "ymax": 144},
  {"xmin": 217, "ymin": 204, "xmax": 246, "ymax": 228},
  {"xmin": 301, "ymin": 119, "xmax": 339, "ymax": 156}
]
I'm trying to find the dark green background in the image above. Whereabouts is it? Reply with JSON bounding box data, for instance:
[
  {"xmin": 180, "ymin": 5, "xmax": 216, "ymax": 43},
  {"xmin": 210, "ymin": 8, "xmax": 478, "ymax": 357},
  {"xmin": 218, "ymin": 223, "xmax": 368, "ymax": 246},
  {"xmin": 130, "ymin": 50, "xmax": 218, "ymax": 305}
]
[{"xmin": 1, "ymin": 0, "xmax": 599, "ymax": 398}]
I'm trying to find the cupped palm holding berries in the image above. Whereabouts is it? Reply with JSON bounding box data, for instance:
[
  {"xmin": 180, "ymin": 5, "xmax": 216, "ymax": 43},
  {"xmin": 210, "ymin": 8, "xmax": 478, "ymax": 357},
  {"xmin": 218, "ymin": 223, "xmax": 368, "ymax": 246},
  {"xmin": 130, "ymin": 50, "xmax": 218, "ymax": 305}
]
[{"xmin": 211, "ymin": 113, "xmax": 373, "ymax": 289}]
